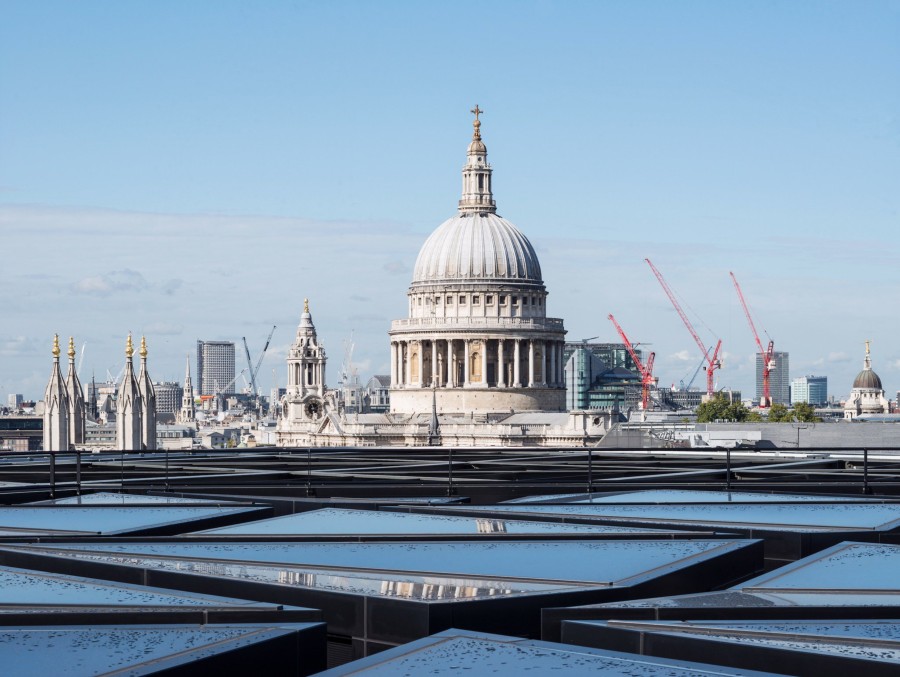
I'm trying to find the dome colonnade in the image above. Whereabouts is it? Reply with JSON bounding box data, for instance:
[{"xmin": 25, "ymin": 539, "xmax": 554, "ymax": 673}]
[{"xmin": 389, "ymin": 107, "xmax": 567, "ymax": 414}]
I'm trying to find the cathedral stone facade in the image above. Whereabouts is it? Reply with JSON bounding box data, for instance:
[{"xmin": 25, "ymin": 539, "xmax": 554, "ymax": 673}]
[
  {"xmin": 844, "ymin": 342, "xmax": 890, "ymax": 420},
  {"xmin": 276, "ymin": 109, "xmax": 610, "ymax": 447},
  {"xmin": 389, "ymin": 106, "xmax": 566, "ymax": 416}
]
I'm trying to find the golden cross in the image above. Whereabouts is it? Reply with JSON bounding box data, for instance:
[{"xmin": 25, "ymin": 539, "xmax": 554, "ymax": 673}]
[
  {"xmin": 470, "ymin": 105, "xmax": 483, "ymax": 122},
  {"xmin": 865, "ymin": 339, "xmax": 870, "ymax": 355}
]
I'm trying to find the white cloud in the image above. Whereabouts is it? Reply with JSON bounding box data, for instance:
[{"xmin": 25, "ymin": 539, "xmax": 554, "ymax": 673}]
[
  {"xmin": 73, "ymin": 269, "xmax": 149, "ymax": 296},
  {"xmin": 0, "ymin": 336, "xmax": 40, "ymax": 357}
]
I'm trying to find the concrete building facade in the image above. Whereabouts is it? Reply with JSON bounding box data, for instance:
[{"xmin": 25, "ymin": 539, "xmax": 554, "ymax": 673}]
[
  {"xmin": 196, "ymin": 340, "xmax": 236, "ymax": 396},
  {"xmin": 757, "ymin": 351, "xmax": 790, "ymax": 405},
  {"xmin": 791, "ymin": 375, "xmax": 827, "ymax": 406}
]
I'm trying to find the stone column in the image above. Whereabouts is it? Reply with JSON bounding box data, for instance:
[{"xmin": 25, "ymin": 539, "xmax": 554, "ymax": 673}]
[
  {"xmin": 464, "ymin": 339, "xmax": 470, "ymax": 387},
  {"xmin": 405, "ymin": 341, "xmax": 412, "ymax": 387},
  {"xmin": 497, "ymin": 339, "xmax": 506, "ymax": 387},
  {"xmin": 513, "ymin": 339, "xmax": 521, "ymax": 387},
  {"xmin": 557, "ymin": 342, "xmax": 564, "ymax": 386},
  {"xmin": 540, "ymin": 340, "xmax": 547, "ymax": 387},
  {"xmin": 390, "ymin": 342, "xmax": 397, "ymax": 386},
  {"xmin": 528, "ymin": 340, "xmax": 535, "ymax": 387},
  {"xmin": 557, "ymin": 341, "xmax": 563, "ymax": 386},
  {"xmin": 446, "ymin": 339, "xmax": 454, "ymax": 387},
  {"xmin": 417, "ymin": 341, "xmax": 424, "ymax": 387},
  {"xmin": 549, "ymin": 341, "xmax": 556, "ymax": 388},
  {"xmin": 431, "ymin": 340, "xmax": 438, "ymax": 386}
]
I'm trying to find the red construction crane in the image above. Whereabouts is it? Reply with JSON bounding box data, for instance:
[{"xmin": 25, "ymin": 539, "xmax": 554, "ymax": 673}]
[
  {"xmin": 730, "ymin": 272, "xmax": 776, "ymax": 408},
  {"xmin": 645, "ymin": 259, "xmax": 722, "ymax": 397},
  {"xmin": 608, "ymin": 314, "xmax": 657, "ymax": 410}
]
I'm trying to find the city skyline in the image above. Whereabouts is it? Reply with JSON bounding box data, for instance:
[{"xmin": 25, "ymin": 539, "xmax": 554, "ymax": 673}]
[{"xmin": 2, "ymin": 2, "xmax": 898, "ymax": 402}]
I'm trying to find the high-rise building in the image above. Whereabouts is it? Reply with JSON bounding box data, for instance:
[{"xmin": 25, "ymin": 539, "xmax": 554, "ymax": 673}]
[
  {"xmin": 196, "ymin": 340, "xmax": 235, "ymax": 396},
  {"xmin": 153, "ymin": 381, "xmax": 181, "ymax": 415},
  {"xmin": 757, "ymin": 351, "xmax": 789, "ymax": 405},
  {"xmin": 563, "ymin": 342, "xmax": 642, "ymax": 411},
  {"xmin": 790, "ymin": 375, "xmax": 827, "ymax": 406}
]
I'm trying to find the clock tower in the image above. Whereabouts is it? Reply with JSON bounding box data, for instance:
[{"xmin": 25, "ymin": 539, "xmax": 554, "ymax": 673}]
[{"xmin": 278, "ymin": 299, "xmax": 328, "ymax": 439}]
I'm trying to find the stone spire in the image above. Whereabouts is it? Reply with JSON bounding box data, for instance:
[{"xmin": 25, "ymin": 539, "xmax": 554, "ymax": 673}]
[
  {"xmin": 458, "ymin": 105, "xmax": 497, "ymax": 215},
  {"xmin": 64, "ymin": 336, "xmax": 85, "ymax": 446},
  {"xmin": 88, "ymin": 372, "xmax": 99, "ymax": 421},
  {"xmin": 286, "ymin": 298, "xmax": 326, "ymax": 400},
  {"xmin": 116, "ymin": 334, "xmax": 143, "ymax": 450},
  {"xmin": 137, "ymin": 336, "xmax": 156, "ymax": 450},
  {"xmin": 42, "ymin": 334, "xmax": 70, "ymax": 451},
  {"xmin": 178, "ymin": 354, "xmax": 196, "ymax": 424}
]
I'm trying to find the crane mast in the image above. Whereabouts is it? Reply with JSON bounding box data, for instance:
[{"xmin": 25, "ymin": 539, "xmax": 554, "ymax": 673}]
[
  {"xmin": 645, "ymin": 259, "xmax": 722, "ymax": 397},
  {"xmin": 252, "ymin": 326, "xmax": 276, "ymax": 394},
  {"xmin": 608, "ymin": 314, "xmax": 657, "ymax": 411},
  {"xmin": 242, "ymin": 337, "xmax": 256, "ymax": 396},
  {"xmin": 730, "ymin": 272, "xmax": 775, "ymax": 408}
]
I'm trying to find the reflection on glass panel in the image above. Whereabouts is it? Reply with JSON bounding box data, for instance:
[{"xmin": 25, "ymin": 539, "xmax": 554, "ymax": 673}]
[
  {"xmin": 33, "ymin": 551, "xmax": 572, "ymax": 599},
  {"xmin": 199, "ymin": 508, "xmax": 649, "ymax": 536},
  {"xmin": 0, "ymin": 626, "xmax": 306, "ymax": 675},
  {"xmin": 24, "ymin": 540, "xmax": 741, "ymax": 585},
  {"xmin": 744, "ymin": 543, "xmax": 900, "ymax": 590},
  {"xmin": 42, "ymin": 492, "xmax": 232, "ymax": 506},
  {"xmin": 451, "ymin": 503, "xmax": 900, "ymax": 530},
  {"xmin": 348, "ymin": 634, "xmax": 757, "ymax": 675},
  {"xmin": 0, "ymin": 566, "xmax": 247, "ymax": 606},
  {"xmin": 508, "ymin": 490, "xmax": 879, "ymax": 504},
  {"xmin": 0, "ymin": 507, "xmax": 258, "ymax": 533}
]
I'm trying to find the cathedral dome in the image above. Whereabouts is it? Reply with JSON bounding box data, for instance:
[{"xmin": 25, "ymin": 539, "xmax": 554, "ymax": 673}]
[
  {"xmin": 411, "ymin": 213, "xmax": 543, "ymax": 285},
  {"xmin": 410, "ymin": 106, "xmax": 543, "ymax": 288},
  {"xmin": 853, "ymin": 367, "xmax": 882, "ymax": 390},
  {"xmin": 852, "ymin": 345, "xmax": 883, "ymax": 390}
]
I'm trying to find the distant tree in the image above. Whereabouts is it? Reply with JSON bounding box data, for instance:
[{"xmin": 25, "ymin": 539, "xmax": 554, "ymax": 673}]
[
  {"xmin": 793, "ymin": 401, "xmax": 821, "ymax": 423},
  {"xmin": 767, "ymin": 403, "xmax": 792, "ymax": 422},
  {"xmin": 697, "ymin": 394, "xmax": 754, "ymax": 423}
]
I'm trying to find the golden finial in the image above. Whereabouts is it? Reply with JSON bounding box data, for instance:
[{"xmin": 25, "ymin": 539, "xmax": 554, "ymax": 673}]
[
  {"xmin": 865, "ymin": 339, "xmax": 871, "ymax": 356},
  {"xmin": 304, "ymin": 298, "xmax": 310, "ymax": 313},
  {"xmin": 470, "ymin": 105, "xmax": 483, "ymax": 139},
  {"xmin": 139, "ymin": 335, "xmax": 148, "ymax": 359},
  {"xmin": 67, "ymin": 336, "xmax": 76, "ymax": 360},
  {"xmin": 52, "ymin": 334, "xmax": 60, "ymax": 358},
  {"xmin": 125, "ymin": 334, "xmax": 134, "ymax": 359}
]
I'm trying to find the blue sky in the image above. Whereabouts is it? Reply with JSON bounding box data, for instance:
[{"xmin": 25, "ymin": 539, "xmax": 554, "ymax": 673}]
[{"xmin": 2, "ymin": 1, "xmax": 899, "ymax": 402}]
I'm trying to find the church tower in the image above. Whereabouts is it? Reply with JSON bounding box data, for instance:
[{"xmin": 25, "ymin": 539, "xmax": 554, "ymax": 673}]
[
  {"xmin": 178, "ymin": 354, "xmax": 196, "ymax": 424},
  {"xmin": 64, "ymin": 336, "xmax": 85, "ymax": 446},
  {"xmin": 277, "ymin": 299, "xmax": 328, "ymax": 444},
  {"xmin": 458, "ymin": 105, "xmax": 496, "ymax": 214},
  {"xmin": 137, "ymin": 336, "xmax": 157, "ymax": 450},
  {"xmin": 287, "ymin": 299, "xmax": 326, "ymax": 401},
  {"xmin": 42, "ymin": 335, "xmax": 70, "ymax": 452},
  {"xmin": 116, "ymin": 335, "xmax": 143, "ymax": 450}
]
